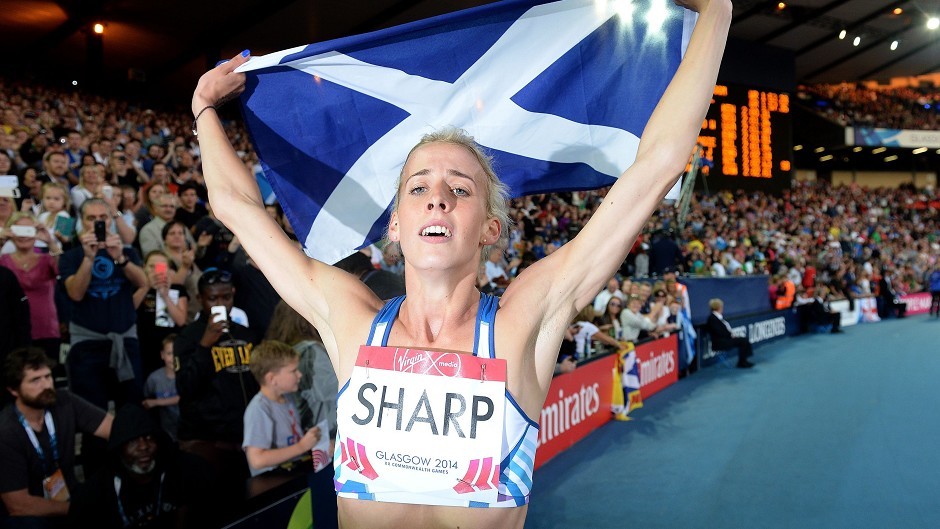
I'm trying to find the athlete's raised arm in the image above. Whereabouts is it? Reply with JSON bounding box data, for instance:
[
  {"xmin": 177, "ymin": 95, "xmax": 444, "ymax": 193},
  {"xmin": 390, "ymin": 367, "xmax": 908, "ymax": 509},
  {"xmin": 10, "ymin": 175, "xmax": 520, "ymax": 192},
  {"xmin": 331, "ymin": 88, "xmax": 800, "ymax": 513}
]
[
  {"xmin": 502, "ymin": 0, "xmax": 732, "ymax": 380},
  {"xmin": 191, "ymin": 52, "xmax": 381, "ymax": 361}
]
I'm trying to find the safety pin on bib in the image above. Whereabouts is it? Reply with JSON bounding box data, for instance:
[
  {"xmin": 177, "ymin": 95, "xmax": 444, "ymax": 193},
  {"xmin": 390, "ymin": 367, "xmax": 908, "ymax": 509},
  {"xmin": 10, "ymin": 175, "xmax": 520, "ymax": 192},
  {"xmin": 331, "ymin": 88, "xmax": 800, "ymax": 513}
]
[
  {"xmin": 365, "ymin": 359, "xmax": 370, "ymax": 379},
  {"xmin": 480, "ymin": 363, "xmax": 486, "ymax": 383}
]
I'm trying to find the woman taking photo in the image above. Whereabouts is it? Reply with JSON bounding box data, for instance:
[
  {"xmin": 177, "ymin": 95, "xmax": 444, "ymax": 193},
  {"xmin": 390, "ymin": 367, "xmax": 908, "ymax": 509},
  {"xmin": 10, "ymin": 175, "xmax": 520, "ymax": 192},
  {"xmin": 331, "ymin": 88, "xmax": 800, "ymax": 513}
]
[
  {"xmin": 161, "ymin": 219, "xmax": 200, "ymax": 320},
  {"xmin": 134, "ymin": 250, "xmax": 189, "ymax": 375},
  {"xmin": 0, "ymin": 212, "xmax": 63, "ymax": 360},
  {"xmin": 191, "ymin": 0, "xmax": 730, "ymax": 526}
]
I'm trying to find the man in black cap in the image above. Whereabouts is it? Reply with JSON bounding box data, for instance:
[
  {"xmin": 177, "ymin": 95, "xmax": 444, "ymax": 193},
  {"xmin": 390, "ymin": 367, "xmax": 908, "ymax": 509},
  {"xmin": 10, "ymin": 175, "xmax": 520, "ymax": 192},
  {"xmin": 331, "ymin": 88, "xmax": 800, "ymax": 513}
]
[{"xmin": 69, "ymin": 403, "xmax": 213, "ymax": 528}]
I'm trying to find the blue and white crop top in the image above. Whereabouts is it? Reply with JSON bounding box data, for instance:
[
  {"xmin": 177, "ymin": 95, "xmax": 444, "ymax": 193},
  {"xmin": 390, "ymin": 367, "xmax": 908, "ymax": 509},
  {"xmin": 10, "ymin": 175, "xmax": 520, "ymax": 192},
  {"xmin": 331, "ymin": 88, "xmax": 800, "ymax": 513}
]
[{"xmin": 334, "ymin": 292, "xmax": 539, "ymax": 508}]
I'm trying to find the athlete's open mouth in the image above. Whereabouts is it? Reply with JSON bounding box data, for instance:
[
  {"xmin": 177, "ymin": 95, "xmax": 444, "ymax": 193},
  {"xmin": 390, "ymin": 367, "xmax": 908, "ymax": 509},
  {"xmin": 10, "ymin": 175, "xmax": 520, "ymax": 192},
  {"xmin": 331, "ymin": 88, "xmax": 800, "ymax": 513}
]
[{"xmin": 421, "ymin": 225, "xmax": 452, "ymax": 238}]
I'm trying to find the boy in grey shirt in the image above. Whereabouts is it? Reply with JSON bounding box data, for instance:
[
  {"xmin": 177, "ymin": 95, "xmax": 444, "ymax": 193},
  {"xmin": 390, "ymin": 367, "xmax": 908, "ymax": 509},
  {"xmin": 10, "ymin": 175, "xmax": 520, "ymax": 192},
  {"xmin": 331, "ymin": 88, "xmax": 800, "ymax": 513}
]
[{"xmin": 242, "ymin": 340, "xmax": 321, "ymax": 476}]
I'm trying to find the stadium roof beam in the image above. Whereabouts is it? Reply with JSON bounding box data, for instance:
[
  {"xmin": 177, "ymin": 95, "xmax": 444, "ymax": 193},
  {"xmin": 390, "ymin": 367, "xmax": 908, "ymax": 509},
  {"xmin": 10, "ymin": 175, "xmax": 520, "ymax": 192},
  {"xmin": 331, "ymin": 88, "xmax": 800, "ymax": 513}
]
[
  {"xmin": 730, "ymin": 0, "xmax": 776, "ymax": 27},
  {"xmin": 801, "ymin": 22, "xmax": 914, "ymax": 82},
  {"xmin": 794, "ymin": 0, "xmax": 909, "ymax": 57},
  {"xmin": 857, "ymin": 38, "xmax": 940, "ymax": 81},
  {"xmin": 756, "ymin": 0, "xmax": 850, "ymax": 45}
]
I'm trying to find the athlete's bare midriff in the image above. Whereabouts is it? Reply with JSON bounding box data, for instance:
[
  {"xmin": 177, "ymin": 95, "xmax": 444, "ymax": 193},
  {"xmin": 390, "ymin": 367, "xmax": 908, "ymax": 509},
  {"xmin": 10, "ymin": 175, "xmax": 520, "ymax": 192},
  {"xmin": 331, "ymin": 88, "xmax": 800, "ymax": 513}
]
[{"xmin": 337, "ymin": 496, "xmax": 527, "ymax": 529}]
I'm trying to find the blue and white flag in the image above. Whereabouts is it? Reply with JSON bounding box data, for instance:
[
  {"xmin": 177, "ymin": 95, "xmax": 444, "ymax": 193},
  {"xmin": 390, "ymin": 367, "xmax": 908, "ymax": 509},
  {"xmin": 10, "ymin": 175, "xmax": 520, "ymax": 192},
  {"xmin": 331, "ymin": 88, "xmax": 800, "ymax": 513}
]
[{"xmin": 237, "ymin": 0, "xmax": 697, "ymax": 264}]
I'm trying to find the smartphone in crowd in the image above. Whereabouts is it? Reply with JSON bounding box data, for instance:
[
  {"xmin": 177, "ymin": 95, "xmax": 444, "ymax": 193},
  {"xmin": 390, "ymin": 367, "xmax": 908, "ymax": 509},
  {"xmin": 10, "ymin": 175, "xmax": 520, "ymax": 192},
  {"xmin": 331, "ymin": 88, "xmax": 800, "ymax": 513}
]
[
  {"xmin": 154, "ymin": 261, "xmax": 168, "ymax": 284},
  {"xmin": 102, "ymin": 185, "xmax": 113, "ymax": 200},
  {"xmin": 94, "ymin": 220, "xmax": 107, "ymax": 242},
  {"xmin": 210, "ymin": 305, "xmax": 227, "ymax": 323},
  {"xmin": 10, "ymin": 225, "xmax": 37, "ymax": 238}
]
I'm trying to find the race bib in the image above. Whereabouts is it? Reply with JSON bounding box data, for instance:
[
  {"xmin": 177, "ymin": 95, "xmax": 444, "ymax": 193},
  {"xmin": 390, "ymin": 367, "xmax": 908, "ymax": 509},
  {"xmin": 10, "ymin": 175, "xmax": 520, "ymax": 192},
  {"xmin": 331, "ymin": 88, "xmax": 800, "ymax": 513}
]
[
  {"xmin": 337, "ymin": 346, "xmax": 506, "ymax": 505},
  {"xmin": 42, "ymin": 469, "xmax": 69, "ymax": 502}
]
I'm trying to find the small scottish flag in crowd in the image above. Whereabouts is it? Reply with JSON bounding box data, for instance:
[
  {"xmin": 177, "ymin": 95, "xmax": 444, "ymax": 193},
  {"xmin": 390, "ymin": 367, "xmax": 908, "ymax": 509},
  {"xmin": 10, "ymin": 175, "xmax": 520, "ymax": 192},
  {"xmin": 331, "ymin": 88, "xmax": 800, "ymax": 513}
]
[
  {"xmin": 611, "ymin": 342, "xmax": 643, "ymax": 420},
  {"xmin": 237, "ymin": 0, "xmax": 697, "ymax": 264}
]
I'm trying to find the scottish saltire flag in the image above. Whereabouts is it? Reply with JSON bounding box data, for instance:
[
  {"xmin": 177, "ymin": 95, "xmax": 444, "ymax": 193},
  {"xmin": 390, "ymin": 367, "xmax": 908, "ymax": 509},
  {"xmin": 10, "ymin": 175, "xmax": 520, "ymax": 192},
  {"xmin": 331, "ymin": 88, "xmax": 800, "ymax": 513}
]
[
  {"xmin": 612, "ymin": 343, "xmax": 642, "ymax": 420},
  {"xmin": 678, "ymin": 308, "xmax": 696, "ymax": 365},
  {"xmin": 237, "ymin": 0, "xmax": 698, "ymax": 264},
  {"xmin": 252, "ymin": 165, "xmax": 278, "ymax": 205}
]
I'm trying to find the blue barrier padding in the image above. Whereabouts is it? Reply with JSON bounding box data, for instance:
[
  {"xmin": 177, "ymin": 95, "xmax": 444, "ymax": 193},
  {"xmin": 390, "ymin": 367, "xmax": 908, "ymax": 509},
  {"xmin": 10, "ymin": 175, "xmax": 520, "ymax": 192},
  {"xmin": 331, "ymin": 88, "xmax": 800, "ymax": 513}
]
[
  {"xmin": 684, "ymin": 275, "xmax": 772, "ymax": 324},
  {"xmin": 696, "ymin": 308, "xmax": 801, "ymax": 367}
]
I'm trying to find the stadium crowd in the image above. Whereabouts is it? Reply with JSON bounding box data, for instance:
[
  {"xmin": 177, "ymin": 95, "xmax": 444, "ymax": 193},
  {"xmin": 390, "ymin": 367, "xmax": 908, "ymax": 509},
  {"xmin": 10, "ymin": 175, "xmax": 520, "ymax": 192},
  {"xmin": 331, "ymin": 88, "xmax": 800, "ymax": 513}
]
[
  {"xmin": 797, "ymin": 81, "xmax": 939, "ymax": 130},
  {"xmin": 1, "ymin": 76, "xmax": 939, "ymax": 527}
]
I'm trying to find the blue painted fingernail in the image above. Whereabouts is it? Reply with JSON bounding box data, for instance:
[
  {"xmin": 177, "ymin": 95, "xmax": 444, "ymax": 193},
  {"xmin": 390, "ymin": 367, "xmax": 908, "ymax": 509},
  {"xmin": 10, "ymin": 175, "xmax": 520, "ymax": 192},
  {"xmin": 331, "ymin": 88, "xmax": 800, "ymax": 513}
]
[
  {"xmin": 215, "ymin": 60, "xmax": 228, "ymax": 67},
  {"xmin": 241, "ymin": 49, "xmax": 250, "ymax": 57}
]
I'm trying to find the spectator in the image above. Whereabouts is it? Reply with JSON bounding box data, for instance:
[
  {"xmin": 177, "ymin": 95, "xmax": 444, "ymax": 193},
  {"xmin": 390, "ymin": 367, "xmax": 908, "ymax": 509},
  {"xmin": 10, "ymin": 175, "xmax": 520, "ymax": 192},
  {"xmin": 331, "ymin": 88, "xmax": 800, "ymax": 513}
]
[
  {"xmin": 774, "ymin": 272, "xmax": 796, "ymax": 310},
  {"xmin": 878, "ymin": 265, "xmax": 907, "ymax": 319},
  {"xmin": 68, "ymin": 403, "xmax": 213, "ymax": 528},
  {"xmin": 134, "ymin": 250, "xmax": 189, "ymax": 375},
  {"xmin": 663, "ymin": 268, "xmax": 690, "ymax": 314},
  {"xmin": 69, "ymin": 165, "xmax": 108, "ymax": 213},
  {"xmin": 18, "ymin": 168, "xmax": 44, "ymax": 215},
  {"xmin": 174, "ymin": 268, "xmax": 261, "ymax": 514},
  {"xmin": 139, "ymin": 195, "xmax": 193, "ymax": 257},
  {"xmin": 107, "ymin": 150, "xmax": 148, "ymax": 190},
  {"xmin": 160, "ymin": 221, "xmax": 200, "ymax": 320},
  {"xmin": 192, "ymin": 204, "xmax": 239, "ymax": 271},
  {"xmin": 173, "ymin": 181, "xmax": 208, "ymax": 230},
  {"xmin": 634, "ymin": 242, "xmax": 650, "ymax": 277},
  {"xmin": 592, "ymin": 277, "xmax": 625, "ymax": 315},
  {"xmin": 36, "ymin": 183, "xmax": 73, "ymax": 250},
  {"xmin": 0, "ymin": 348, "xmax": 112, "ymax": 526},
  {"xmin": 38, "ymin": 152, "xmax": 72, "ymax": 188},
  {"xmin": 594, "ymin": 296, "xmax": 624, "ymax": 341},
  {"xmin": 332, "ymin": 250, "xmax": 405, "ymax": 301},
  {"xmin": 242, "ymin": 340, "xmax": 322, "ymax": 477},
  {"xmin": 705, "ymin": 298, "xmax": 754, "ymax": 369},
  {"xmin": 649, "ymin": 229, "xmax": 683, "ymax": 277},
  {"xmin": 0, "ymin": 213, "xmax": 62, "ymax": 361},
  {"xmin": 0, "ymin": 196, "xmax": 14, "ymax": 232},
  {"xmin": 61, "ymin": 198, "xmax": 148, "ymax": 409},
  {"xmin": 0, "ymin": 266, "xmax": 30, "ymax": 370},
  {"xmin": 231, "ymin": 253, "xmax": 282, "ymax": 337},
  {"xmin": 621, "ymin": 295, "xmax": 671, "ymax": 343},
  {"xmin": 807, "ymin": 285, "xmax": 844, "ymax": 334},
  {"xmin": 928, "ymin": 265, "xmax": 940, "ymax": 319},
  {"xmin": 570, "ymin": 306, "xmax": 622, "ymax": 358},
  {"xmin": 380, "ymin": 243, "xmax": 404, "ymax": 276},
  {"xmin": 62, "ymin": 131, "xmax": 85, "ymax": 181},
  {"xmin": 264, "ymin": 301, "xmax": 339, "ymax": 529},
  {"xmin": 483, "ymin": 246, "xmax": 511, "ymax": 291},
  {"xmin": 142, "ymin": 335, "xmax": 181, "ymax": 442},
  {"xmin": 265, "ymin": 300, "xmax": 337, "ymax": 437},
  {"xmin": 133, "ymin": 182, "xmax": 168, "ymax": 231}
]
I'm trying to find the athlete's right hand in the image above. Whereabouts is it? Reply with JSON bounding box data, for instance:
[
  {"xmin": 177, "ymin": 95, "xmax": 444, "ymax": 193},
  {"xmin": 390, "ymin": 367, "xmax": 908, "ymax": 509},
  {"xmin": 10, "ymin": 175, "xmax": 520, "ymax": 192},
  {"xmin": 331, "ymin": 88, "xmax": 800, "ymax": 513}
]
[{"xmin": 192, "ymin": 50, "xmax": 251, "ymax": 115}]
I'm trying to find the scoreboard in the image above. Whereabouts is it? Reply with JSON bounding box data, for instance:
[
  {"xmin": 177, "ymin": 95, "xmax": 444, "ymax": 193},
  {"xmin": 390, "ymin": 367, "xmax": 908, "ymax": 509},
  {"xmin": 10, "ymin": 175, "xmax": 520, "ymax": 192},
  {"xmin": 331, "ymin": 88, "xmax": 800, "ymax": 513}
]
[{"xmin": 695, "ymin": 84, "xmax": 793, "ymax": 192}]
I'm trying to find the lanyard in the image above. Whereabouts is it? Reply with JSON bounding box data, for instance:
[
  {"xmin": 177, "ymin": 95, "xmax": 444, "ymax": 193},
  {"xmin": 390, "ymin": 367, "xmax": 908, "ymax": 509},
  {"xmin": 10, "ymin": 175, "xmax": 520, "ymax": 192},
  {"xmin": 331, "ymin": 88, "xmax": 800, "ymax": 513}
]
[
  {"xmin": 288, "ymin": 407, "xmax": 302, "ymax": 441},
  {"xmin": 15, "ymin": 410, "xmax": 59, "ymax": 475},
  {"xmin": 114, "ymin": 472, "xmax": 165, "ymax": 527}
]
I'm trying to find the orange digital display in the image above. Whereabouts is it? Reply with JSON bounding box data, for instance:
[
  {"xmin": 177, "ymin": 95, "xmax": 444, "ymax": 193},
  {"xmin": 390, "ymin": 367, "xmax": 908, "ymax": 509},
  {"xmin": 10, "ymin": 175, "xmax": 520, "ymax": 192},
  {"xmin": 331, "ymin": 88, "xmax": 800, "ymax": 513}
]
[{"xmin": 698, "ymin": 84, "xmax": 792, "ymax": 181}]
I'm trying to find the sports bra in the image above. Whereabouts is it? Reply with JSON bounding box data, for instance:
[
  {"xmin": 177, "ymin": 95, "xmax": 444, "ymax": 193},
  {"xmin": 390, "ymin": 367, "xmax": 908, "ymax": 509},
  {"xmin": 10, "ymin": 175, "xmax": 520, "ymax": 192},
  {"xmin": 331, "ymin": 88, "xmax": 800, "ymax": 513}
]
[{"xmin": 334, "ymin": 292, "xmax": 539, "ymax": 507}]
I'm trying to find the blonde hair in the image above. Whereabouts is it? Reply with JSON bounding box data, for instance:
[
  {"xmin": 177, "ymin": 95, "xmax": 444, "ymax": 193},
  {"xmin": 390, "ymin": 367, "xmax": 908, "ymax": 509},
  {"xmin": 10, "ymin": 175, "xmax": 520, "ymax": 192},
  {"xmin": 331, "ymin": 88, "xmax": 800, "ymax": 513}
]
[
  {"xmin": 41, "ymin": 182, "xmax": 71, "ymax": 214},
  {"xmin": 388, "ymin": 127, "xmax": 511, "ymax": 261},
  {"xmin": 5, "ymin": 211, "xmax": 38, "ymax": 228},
  {"xmin": 249, "ymin": 340, "xmax": 299, "ymax": 385}
]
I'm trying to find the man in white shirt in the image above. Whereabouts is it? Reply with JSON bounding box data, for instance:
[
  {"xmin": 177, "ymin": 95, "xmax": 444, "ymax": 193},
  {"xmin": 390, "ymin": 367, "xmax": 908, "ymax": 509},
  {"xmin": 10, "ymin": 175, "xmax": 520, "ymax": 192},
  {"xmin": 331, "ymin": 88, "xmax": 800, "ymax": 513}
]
[{"xmin": 593, "ymin": 277, "xmax": 626, "ymax": 315}]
